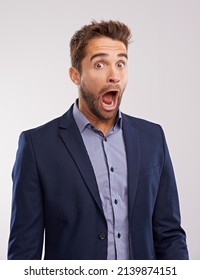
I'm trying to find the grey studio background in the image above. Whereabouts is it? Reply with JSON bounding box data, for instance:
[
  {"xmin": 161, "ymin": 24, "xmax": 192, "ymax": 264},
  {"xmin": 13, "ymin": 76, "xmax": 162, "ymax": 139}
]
[{"xmin": 0, "ymin": 0, "xmax": 199, "ymax": 260}]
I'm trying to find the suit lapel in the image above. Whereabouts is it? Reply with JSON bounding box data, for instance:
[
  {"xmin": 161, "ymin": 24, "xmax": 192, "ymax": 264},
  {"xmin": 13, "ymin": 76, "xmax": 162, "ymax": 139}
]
[
  {"xmin": 58, "ymin": 107, "xmax": 104, "ymax": 214},
  {"xmin": 122, "ymin": 114, "xmax": 140, "ymax": 220},
  {"xmin": 58, "ymin": 108, "xmax": 140, "ymax": 219}
]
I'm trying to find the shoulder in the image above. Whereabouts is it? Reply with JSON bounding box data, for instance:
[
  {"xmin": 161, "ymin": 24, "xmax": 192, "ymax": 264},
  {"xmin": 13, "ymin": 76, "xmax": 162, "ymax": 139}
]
[
  {"xmin": 21, "ymin": 116, "xmax": 61, "ymax": 139},
  {"xmin": 21, "ymin": 106, "xmax": 74, "ymax": 139},
  {"xmin": 122, "ymin": 113, "xmax": 163, "ymax": 133},
  {"xmin": 122, "ymin": 113, "xmax": 167, "ymax": 149}
]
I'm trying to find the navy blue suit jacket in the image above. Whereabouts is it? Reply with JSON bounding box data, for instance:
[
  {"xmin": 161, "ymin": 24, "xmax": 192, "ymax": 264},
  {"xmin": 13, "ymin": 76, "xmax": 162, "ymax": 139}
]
[{"xmin": 8, "ymin": 105, "xmax": 188, "ymax": 259}]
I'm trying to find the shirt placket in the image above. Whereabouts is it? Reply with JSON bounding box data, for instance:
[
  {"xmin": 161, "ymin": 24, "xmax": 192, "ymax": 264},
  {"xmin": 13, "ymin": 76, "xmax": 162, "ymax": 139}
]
[{"xmin": 102, "ymin": 135, "xmax": 119, "ymax": 259}]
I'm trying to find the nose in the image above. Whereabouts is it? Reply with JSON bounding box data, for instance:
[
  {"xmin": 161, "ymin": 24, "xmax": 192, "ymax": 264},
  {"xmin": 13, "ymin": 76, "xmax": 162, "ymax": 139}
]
[{"xmin": 107, "ymin": 67, "xmax": 120, "ymax": 84}]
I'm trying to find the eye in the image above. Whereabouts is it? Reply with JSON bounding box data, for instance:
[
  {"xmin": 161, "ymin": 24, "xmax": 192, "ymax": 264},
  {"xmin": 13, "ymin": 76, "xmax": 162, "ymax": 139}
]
[
  {"xmin": 117, "ymin": 61, "xmax": 126, "ymax": 68},
  {"xmin": 95, "ymin": 62, "xmax": 104, "ymax": 69}
]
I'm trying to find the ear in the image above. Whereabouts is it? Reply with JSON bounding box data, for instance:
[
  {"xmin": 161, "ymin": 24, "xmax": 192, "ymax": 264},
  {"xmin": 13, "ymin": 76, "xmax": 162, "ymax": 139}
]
[{"xmin": 69, "ymin": 67, "xmax": 81, "ymax": 85}]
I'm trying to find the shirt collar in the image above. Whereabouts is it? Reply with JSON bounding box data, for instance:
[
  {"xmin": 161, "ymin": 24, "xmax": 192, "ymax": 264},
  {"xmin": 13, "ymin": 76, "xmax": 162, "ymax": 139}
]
[{"xmin": 73, "ymin": 99, "xmax": 123, "ymax": 133}]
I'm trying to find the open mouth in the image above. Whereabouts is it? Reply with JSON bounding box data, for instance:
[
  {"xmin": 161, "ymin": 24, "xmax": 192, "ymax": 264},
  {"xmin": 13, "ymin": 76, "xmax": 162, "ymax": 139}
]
[{"xmin": 102, "ymin": 91, "xmax": 119, "ymax": 110}]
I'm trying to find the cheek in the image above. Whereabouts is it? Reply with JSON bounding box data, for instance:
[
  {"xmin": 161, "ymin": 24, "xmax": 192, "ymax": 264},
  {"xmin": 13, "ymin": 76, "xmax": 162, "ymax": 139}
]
[
  {"xmin": 81, "ymin": 73, "xmax": 104, "ymax": 90},
  {"xmin": 80, "ymin": 74, "xmax": 89, "ymax": 89},
  {"xmin": 122, "ymin": 68, "xmax": 128, "ymax": 79},
  {"xmin": 121, "ymin": 72, "xmax": 128, "ymax": 86}
]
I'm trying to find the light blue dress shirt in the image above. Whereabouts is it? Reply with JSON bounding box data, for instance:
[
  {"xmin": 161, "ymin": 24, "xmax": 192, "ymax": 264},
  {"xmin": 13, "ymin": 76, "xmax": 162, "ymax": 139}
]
[{"xmin": 73, "ymin": 102, "xmax": 129, "ymax": 259}]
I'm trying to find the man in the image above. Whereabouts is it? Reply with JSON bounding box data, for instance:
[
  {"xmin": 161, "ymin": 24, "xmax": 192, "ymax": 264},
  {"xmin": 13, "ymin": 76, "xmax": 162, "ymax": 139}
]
[{"xmin": 8, "ymin": 20, "xmax": 189, "ymax": 260}]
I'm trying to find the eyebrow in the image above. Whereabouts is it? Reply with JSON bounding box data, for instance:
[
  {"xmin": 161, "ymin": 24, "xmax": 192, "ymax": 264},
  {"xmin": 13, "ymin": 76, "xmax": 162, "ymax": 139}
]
[{"xmin": 90, "ymin": 52, "xmax": 128, "ymax": 61}]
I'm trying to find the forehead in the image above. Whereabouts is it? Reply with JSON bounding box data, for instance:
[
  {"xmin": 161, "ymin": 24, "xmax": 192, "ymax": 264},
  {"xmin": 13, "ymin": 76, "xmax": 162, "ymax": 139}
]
[{"xmin": 85, "ymin": 36, "xmax": 127, "ymax": 57}]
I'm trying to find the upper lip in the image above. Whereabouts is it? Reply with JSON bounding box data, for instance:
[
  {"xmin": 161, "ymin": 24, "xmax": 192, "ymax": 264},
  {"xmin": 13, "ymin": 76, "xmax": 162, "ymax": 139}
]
[{"xmin": 101, "ymin": 85, "xmax": 120, "ymax": 96}]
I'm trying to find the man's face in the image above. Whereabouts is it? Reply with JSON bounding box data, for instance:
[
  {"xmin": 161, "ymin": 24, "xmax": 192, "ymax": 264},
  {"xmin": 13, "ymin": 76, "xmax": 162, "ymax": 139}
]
[{"xmin": 75, "ymin": 36, "xmax": 128, "ymax": 123}]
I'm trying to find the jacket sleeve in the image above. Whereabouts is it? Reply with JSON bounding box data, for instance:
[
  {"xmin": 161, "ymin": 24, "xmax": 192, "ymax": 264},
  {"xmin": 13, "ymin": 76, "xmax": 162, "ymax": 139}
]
[
  {"xmin": 153, "ymin": 127, "xmax": 189, "ymax": 259},
  {"xmin": 8, "ymin": 132, "xmax": 44, "ymax": 259}
]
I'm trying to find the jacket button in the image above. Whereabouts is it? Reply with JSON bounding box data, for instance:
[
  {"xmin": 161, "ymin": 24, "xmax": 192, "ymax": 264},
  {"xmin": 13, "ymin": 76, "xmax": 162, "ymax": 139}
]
[{"xmin": 98, "ymin": 232, "xmax": 106, "ymax": 240}]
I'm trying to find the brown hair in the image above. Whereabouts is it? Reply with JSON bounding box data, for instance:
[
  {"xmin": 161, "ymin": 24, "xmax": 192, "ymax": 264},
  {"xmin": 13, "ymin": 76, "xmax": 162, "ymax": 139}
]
[{"xmin": 70, "ymin": 20, "xmax": 132, "ymax": 72}]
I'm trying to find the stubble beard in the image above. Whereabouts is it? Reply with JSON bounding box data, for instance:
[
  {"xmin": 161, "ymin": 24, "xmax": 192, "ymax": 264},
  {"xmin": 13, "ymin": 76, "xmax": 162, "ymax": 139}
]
[{"xmin": 79, "ymin": 84, "xmax": 123, "ymax": 121}]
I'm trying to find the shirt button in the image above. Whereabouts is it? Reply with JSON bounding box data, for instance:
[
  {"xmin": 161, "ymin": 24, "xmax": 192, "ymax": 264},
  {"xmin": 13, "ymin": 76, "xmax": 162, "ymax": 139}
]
[
  {"xmin": 104, "ymin": 137, "xmax": 107, "ymax": 142},
  {"xmin": 117, "ymin": 233, "xmax": 121, "ymax": 238},
  {"xmin": 98, "ymin": 232, "xmax": 107, "ymax": 240},
  {"xmin": 110, "ymin": 167, "xmax": 114, "ymax": 172},
  {"xmin": 114, "ymin": 199, "xmax": 118, "ymax": 205}
]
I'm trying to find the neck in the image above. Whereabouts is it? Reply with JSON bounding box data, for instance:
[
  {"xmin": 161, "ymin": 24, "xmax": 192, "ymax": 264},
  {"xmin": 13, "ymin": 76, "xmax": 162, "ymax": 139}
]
[
  {"xmin": 90, "ymin": 118, "xmax": 115, "ymax": 136},
  {"xmin": 77, "ymin": 99, "xmax": 117, "ymax": 136}
]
